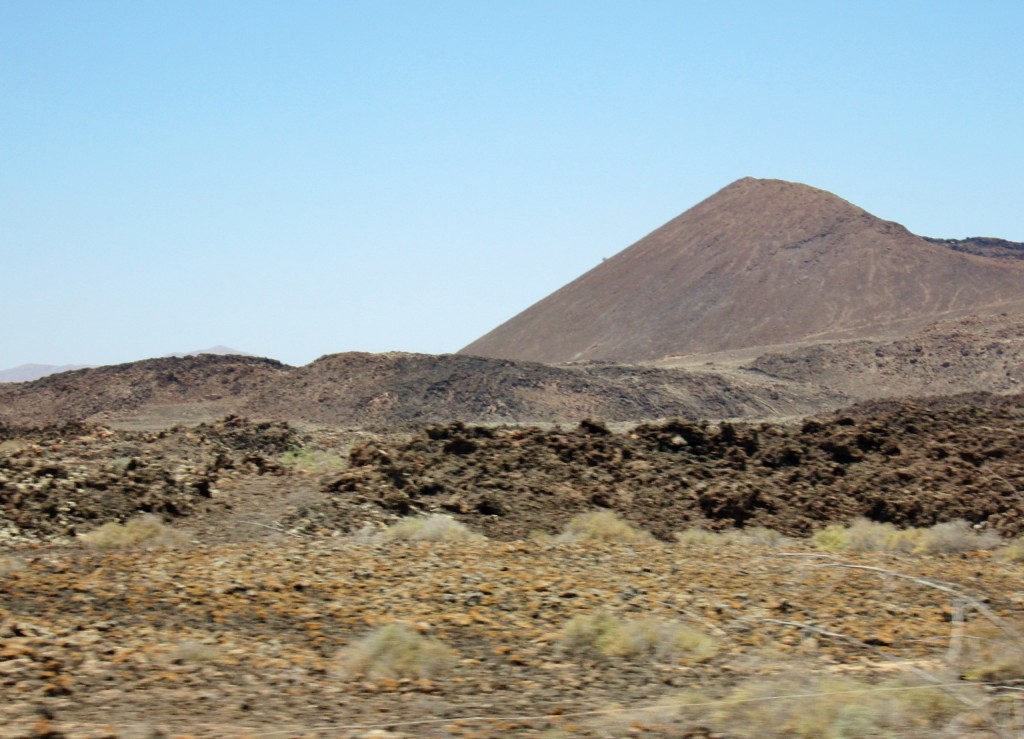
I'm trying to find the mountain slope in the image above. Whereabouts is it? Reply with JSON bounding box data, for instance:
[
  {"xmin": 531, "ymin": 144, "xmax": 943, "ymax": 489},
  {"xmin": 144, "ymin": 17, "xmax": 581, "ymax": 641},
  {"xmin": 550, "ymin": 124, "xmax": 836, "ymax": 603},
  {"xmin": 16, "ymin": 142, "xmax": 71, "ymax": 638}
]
[{"xmin": 460, "ymin": 177, "xmax": 1024, "ymax": 363}]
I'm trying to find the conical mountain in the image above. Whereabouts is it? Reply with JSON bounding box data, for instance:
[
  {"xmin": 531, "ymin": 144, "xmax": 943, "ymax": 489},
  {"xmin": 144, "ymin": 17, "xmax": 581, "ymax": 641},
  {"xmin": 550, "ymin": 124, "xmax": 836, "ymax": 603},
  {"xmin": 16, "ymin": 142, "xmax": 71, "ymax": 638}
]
[{"xmin": 461, "ymin": 177, "xmax": 1024, "ymax": 363}]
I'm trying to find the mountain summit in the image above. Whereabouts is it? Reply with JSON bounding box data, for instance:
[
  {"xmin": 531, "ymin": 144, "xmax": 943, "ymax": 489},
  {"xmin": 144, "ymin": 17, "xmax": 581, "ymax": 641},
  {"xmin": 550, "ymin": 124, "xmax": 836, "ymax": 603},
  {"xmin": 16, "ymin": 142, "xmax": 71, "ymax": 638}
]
[{"xmin": 461, "ymin": 178, "xmax": 1024, "ymax": 363}]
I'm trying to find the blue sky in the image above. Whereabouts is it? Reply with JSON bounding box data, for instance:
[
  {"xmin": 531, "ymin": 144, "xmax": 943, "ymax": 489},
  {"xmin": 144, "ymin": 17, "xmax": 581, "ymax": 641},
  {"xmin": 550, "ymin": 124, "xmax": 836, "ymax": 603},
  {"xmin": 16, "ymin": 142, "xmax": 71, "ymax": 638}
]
[{"xmin": 2, "ymin": 1, "xmax": 1022, "ymax": 368}]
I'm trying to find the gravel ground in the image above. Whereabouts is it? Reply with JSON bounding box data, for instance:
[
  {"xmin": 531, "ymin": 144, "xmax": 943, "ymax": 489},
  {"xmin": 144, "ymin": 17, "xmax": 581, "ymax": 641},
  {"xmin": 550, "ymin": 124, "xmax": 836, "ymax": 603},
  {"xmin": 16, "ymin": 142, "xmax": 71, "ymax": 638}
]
[{"xmin": 3, "ymin": 536, "xmax": 1023, "ymax": 738}]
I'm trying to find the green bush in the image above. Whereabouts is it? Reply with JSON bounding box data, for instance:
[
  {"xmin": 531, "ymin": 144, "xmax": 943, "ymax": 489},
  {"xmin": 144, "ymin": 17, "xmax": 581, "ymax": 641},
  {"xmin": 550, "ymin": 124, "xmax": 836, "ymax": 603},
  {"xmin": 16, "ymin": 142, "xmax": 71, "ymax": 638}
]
[{"xmin": 706, "ymin": 676, "xmax": 962, "ymax": 737}]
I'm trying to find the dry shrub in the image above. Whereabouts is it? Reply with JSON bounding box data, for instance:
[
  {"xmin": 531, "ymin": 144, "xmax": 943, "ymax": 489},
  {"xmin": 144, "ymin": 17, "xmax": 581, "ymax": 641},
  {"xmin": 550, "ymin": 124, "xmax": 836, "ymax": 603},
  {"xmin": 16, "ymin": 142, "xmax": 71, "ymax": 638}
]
[
  {"xmin": 335, "ymin": 623, "xmax": 457, "ymax": 679},
  {"xmin": 559, "ymin": 611, "xmax": 716, "ymax": 663},
  {"xmin": 80, "ymin": 514, "xmax": 189, "ymax": 549},
  {"xmin": 707, "ymin": 676, "xmax": 963, "ymax": 738},
  {"xmin": 996, "ymin": 538, "xmax": 1024, "ymax": 562},
  {"xmin": 676, "ymin": 526, "xmax": 788, "ymax": 548},
  {"xmin": 165, "ymin": 640, "xmax": 222, "ymax": 664},
  {"xmin": 738, "ymin": 526, "xmax": 789, "ymax": 547},
  {"xmin": 674, "ymin": 529, "xmax": 728, "ymax": 547},
  {"xmin": 380, "ymin": 514, "xmax": 483, "ymax": 543},
  {"xmin": 279, "ymin": 447, "xmax": 346, "ymax": 472},
  {"xmin": 559, "ymin": 611, "xmax": 621, "ymax": 655},
  {"xmin": 813, "ymin": 519, "xmax": 998, "ymax": 554},
  {"xmin": 960, "ymin": 621, "xmax": 1024, "ymax": 683},
  {"xmin": 924, "ymin": 521, "xmax": 1000, "ymax": 553},
  {"xmin": 0, "ymin": 555, "xmax": 27, "ymax": 575},
  {"xmin": 604, "ymin": 675, "xmax": 969, "ymax": 738},
  {"xmin": 557, "ymin": 511, "xmax": 654, "ymax": 544}
]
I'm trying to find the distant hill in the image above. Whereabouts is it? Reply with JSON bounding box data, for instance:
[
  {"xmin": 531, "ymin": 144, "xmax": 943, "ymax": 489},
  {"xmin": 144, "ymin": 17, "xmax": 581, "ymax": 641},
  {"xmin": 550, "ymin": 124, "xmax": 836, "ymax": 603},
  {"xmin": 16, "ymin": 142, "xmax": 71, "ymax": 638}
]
[
  {"xmin": 460, "ymin": 177, "xmax": 1024, "ymax": 363},
  {"xmin": 163, "ymin": 345, "xmax": 252, "ymax": 358},
  {"xmin": 2, "ymin": 314, "xmax": 1021, "ymax": 429},
  {"xmin": 0, "ymin": 364, "xmax": 93, "ymax": 383},
  {"xmin": 0, "ymin": 347, "xmax": 250, "ymax": 384},
  {"xmin": 0, "ymin": 351, "xmax": 841, "ymax": 429},
  {"xmin": 923, "ymin": 236, "xmax": 1024, "ymax": 260}
]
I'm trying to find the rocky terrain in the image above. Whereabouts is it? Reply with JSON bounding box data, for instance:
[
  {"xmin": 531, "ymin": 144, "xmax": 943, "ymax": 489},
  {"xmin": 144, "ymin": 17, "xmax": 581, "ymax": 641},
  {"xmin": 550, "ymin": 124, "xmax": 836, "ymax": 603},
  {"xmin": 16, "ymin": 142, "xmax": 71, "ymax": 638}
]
[
  {"xmin": 308, "ymin": 393, "xmax": 1024, "ymax": 541},
  {"xmin": 744, "ymin": 312, "xmax": 1024, "ymax": 401},
  {"xmin": 3, "ymin": 396, "xmax": 1024, "ymax": 736},
  {"xmin": 3, "ymin": 177, "xmax": 1024, "ymax": 737},
  {"xmin": 2, "ymin": 311, "xmax": 1023, "ymax": 432},
  {"xmin": 5, "ymin": 535, "xmax": 1024, "ymax": 738},
  {"xmin": 3, "ymin": 396, "xmax": 1023, "ymax": 547},
  {"xmin": 925, "ymin": 236, "xmax": 1024, "ymax": 261},
  {"xmin": 0, "ymin": 352, "xmax": 842, "ymax": 430}
]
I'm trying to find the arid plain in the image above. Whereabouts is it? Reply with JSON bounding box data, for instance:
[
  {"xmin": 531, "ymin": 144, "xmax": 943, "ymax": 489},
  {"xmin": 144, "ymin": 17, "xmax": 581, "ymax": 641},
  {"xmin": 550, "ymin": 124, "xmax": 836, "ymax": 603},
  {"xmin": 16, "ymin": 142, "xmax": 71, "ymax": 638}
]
[{"xmin": 3, "ymin": 178, "xmax": 1024, "ymax": 737}]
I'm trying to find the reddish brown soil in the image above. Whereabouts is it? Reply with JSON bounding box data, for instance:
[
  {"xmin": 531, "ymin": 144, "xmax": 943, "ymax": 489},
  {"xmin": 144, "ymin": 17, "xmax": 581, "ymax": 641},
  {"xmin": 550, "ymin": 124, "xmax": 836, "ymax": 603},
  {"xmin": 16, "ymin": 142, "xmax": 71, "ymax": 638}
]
[{"xmin": 461, "ymin": 178, "xmax": 1024, "ymax": 363}]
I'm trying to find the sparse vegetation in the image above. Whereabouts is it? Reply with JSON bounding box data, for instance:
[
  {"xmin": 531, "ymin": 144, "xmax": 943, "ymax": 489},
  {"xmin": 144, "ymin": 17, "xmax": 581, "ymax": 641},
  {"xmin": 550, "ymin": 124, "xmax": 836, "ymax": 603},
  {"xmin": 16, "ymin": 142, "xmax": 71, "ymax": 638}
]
[
  {"xmin": 707, "ymin": 675, "xmax": 967, "ymax": 737},
  {"xmin": 556, "ymin": 510, "xmax": 654, "ymax": 544},
  {"xmin": 673, "ymin": 528, "xmax": 728, "ymax": 547},
  {"xmin": 379, "ymin": 514, "xmax": 484, "ymax": 542},
  {"xmin": 559, "ymin": 611, "xmax": 717, "ymax": 663},
  {"xmin": 279, "ymin": 446, "xmax": 346, "ymax": 472},
  {"xmin": 597, "ymin": 675, "xmax": 972, "ymax": 738},
  {"xmin": 0, "ymin": 555, "xmax": 27, "ymax": 575},
  {"xmin": 165, "ymin": 640, "xmax": 223, "ymax": 664},
  {"xmin": 960, "ymin": 621, "xmax": 1024, "ymax": 683},
  {"xmin": 997, "ymin": 537, "xmax": 1024, "ymax": 562},
  {"xmin": 812, "ymin": 518, "xmax": 999, "ymax": 554},
  {"xmin": 676, "ymin": 526, "xmax": 788, "ymax": 548},
  {"xmin": 79, "ymin": 514, "xmax": 190, "ymax": 549},
  {"xmin": 335, "ymin": 623, "xmax": 457, "ymax": 679}
]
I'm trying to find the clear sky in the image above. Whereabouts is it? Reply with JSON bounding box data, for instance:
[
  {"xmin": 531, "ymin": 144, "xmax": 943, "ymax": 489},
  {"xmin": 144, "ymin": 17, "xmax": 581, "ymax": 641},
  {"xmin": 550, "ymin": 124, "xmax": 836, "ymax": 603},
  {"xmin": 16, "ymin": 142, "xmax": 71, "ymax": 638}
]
[{"xmin": 2, "ymin": 1, "xmax": 1022, "ymax": 369}]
